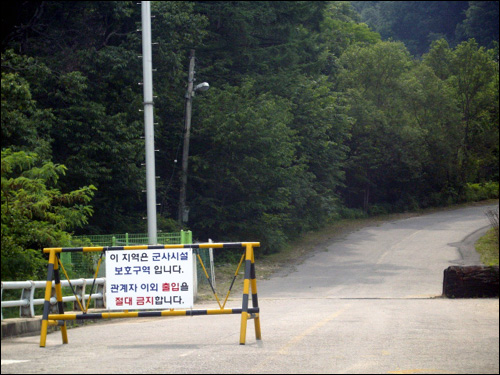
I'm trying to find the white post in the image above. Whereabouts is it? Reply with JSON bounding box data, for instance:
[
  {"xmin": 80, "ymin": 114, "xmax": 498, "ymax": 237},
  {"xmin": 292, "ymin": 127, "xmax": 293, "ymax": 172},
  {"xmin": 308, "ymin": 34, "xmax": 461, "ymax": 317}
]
[
  {"xmin": 192, "ymin": 250, "xmax": 198, "ymax": 302},
  {"xmin": 141, "ymin": 1, "xmax": 157, "ymax": 244},
  {"xmin": 209, "ymin": 238, "xmax": 215, "ymax": 290}
]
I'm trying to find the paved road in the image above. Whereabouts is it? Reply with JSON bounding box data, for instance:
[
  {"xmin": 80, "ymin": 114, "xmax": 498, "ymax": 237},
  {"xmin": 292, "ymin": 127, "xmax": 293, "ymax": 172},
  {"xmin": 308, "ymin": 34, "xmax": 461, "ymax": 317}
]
[{"xmin": 2, "ymin": 203, "xmax": 499, "ymax": 374}]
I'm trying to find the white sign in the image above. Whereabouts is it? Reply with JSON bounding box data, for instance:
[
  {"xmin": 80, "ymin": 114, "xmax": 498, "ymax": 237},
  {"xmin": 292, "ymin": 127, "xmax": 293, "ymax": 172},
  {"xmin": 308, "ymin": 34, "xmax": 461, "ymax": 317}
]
[{"xmin": 105, "ymin": 248, "xmax": 194, "ymax": 310}]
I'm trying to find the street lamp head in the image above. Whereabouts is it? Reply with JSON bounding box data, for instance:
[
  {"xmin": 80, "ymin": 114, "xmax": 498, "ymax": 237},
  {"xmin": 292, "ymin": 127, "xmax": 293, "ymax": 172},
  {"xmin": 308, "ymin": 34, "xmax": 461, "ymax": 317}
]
[{"xmin": 194, "ymin": 82, "xmax": 210, "ymax": 92}]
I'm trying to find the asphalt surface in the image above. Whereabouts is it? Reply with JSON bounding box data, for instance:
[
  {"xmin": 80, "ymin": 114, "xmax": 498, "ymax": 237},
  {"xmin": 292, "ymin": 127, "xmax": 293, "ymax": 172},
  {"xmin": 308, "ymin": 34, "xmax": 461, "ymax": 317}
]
[{"xmin": 1, "ymin": 203, "xmax": 499, "ymax": 374}]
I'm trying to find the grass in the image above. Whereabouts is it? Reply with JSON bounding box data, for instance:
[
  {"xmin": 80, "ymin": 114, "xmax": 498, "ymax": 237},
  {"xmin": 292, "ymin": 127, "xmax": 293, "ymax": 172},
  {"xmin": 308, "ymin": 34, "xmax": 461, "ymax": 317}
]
[{"xmin": 475, "ymin": 228, "xmax": 499, "ymax": 266}]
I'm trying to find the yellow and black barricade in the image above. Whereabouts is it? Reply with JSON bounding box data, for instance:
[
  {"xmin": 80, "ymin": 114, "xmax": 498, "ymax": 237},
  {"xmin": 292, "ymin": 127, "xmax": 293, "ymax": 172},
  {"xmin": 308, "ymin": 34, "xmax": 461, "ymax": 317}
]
[{"xmin": 39, "ymin": 242, "xmax": 261, "ymax": 347}]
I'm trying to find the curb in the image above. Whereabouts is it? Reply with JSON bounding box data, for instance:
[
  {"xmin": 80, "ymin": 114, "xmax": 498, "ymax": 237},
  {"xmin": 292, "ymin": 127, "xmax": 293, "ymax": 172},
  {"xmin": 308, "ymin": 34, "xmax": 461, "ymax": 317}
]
[
  {"xmin": 1, "ymin": 310, "xmax": 107, "ymax": 340},
  {"xmin": 1, "ymin": 317, "xmax": 44, "ymax": 339}
]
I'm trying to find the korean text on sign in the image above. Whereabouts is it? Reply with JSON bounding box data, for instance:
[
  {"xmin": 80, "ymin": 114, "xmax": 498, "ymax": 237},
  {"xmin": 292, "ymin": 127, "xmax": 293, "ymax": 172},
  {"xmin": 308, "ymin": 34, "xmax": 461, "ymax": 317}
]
[{"xmin": 105, "ymin": 248, "xmax": 193, "ymax": 310}]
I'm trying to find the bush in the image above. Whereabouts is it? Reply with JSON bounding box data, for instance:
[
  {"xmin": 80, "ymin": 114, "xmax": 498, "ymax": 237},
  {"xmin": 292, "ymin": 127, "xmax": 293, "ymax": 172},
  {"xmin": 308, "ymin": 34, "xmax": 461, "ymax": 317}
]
[
  {"xmin": 485, "ymin": 208, "xmax": 499, "ymax": 243},
  {"xmin": 335, "ymin": 206, "xmax": 368, "ymax": 220},
  {"xmin": 464, "ymin": 182, "xmax": 499, "ymax": 202},
  {"xmin": 367, "ymin": 203, "xmax": 393, "ymax": 216}
]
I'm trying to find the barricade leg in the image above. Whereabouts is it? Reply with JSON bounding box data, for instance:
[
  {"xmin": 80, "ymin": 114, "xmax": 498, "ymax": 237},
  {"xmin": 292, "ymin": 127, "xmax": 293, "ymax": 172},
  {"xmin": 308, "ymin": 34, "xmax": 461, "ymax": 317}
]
[
  {"xmin": 250, "ymin": 247, "xmax": 262, "ymax": 341},
  {"xmin": 240, "ymin": 244, "xmax": 261, "ymax": 344},
  {"xmin": 54, "ymin": 254, "xmax": 68, "ymax": 344},
  {"xmin": 40, "ymin": 250, "xmax": 56, "ymax": 347}
]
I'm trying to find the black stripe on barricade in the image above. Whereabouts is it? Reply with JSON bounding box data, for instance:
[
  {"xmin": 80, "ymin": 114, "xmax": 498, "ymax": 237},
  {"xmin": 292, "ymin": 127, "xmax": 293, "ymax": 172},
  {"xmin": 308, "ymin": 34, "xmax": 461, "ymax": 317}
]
[
  {"xmin": 242, "ymin": 293, "xmax": 249, "ymax": 307},
  {"xmin": 53, "ymin": 256, "xmax": 65, "ymax": 314},
  {"xmin": 41, "ymin": 263, "xmax": 54, "ymax": 320},
  {"xmin": 46, "ymin": 263, "xmax": 54, "ymax": 281},
  {"xmin": 250, "ymin": 261, "xmax": 259, "ymax": 307},
  {"xmin": 250, "ymin": 261, "xmax": 256, "ymax": 280},
  {"xmin": 185, "ymin": 310, "xmax": 207, "ymax": 316},
  {"xmin": 59, "ymin": 247, "xmax": 85, "ymax": 252},
  {"xmin": 252, "ymin": 293, "xmax": 259, "ymax": 307},
  {"xmin": 229, "ymin": 308, "xmax": 259, "ymax": 314},
  {"xmin": 139, "ymin": 311, "xmax": 163, "ymax": 317},
  {"xmin": 73, "ymin": 313, "xmax": 107, "ymax": 320},
  {"xmin": 222, "ymin": 243, "xmax": 244, "ymax": 248},
  {"xmin": 241, "ymin": 259, "xmax": 252, "ymax": 314},
  {"xmin": 244, "ymin": 259, "xmax": 252, "ymax": 277},
  {"xmin": 54, "ymin": 257, "xmax": 61, "ymax": 283}
]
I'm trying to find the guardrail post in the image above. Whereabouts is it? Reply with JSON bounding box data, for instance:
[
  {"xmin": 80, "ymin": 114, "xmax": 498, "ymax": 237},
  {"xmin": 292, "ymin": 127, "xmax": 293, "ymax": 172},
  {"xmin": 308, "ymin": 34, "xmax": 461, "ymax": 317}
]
[
  {"xmin": 50, "ymin": 284, "xmax": 58, "ymax": 314},
  {"xmin": 95, "ymin": 281, "xmax": 105, "ymax": 308},
  {"xmin": 20, "ymin": 281, "xmax": 35, "ymax": 318},
  {"xmin": 73, "ymin": 279, "xmax": 87, "ymax": 311}
]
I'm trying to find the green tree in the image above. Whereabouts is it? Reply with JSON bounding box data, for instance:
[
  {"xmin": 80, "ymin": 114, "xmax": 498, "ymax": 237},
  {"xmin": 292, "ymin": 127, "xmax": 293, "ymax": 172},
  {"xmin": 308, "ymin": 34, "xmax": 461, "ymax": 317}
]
[
  {"xmin": 319, "ymin": 1, "xmax": 381, "ymax": 60},
  {"xmin": 338, "ymin": 41, "xmax": 431, "ymax": 210},
  {"xmin": 193, "ymin": 1, "xmax": 328, "ymax": 86},
  {"xmin": 189, "ymin": 81, "xmax": 298, "ymax": 252},
  {"xmin": 456, "ymin": 1, "xmax": 499, "ymax": 49},
  {"xmin": 422, "ymin": 39, "xmax": 454, "ymax": 80},
  {"xmin": 448, "ymin": 39, "xmax": 498, "ymax": 188},
  {"xmin": 352, "ymin": 1, "xmax": 470, "ymax": 55},
  {"xmin": 282, "ymin": 74, "xmax": 351, "ymax": 231},
  {"xmin": 3, "ymin": 2, "xmax": 156, "ymax": 233},
  {"xmin": 1, "ymin": 149, "xmax": 96, "ymax": 280},
  {"xmin": 1, "ymin": 50, "xmax": 53, "ymax": 159},
  {"xmin": 423, "ymin": 38, "xmax": 499, "ymax": 194},
  {"xmin": 401, "ymin": 62, "xmax": 463, "ymax": 205}
]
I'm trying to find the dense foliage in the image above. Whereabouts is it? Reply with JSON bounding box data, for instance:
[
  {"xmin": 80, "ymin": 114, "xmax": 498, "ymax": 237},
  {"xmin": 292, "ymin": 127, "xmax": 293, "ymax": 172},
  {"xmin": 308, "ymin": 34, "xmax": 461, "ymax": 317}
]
[
  {"xmin": 351, "ymin": 1, "xmax": 499, "ymax": 56},
  {"xmin": 1, "ymin": 149, "xmax": 96, "ymax": 279},
  {"xmin": 1, "ymin": 1, "xmax": 498, "ymax": 277}
]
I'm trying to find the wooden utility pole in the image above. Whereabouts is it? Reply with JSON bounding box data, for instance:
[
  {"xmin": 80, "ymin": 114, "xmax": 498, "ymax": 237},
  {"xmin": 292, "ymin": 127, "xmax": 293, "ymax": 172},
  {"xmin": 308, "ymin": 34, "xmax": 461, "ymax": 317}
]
[{"xmin": 178, "ymin": 49, "xmax": 195, "ymax": 224}]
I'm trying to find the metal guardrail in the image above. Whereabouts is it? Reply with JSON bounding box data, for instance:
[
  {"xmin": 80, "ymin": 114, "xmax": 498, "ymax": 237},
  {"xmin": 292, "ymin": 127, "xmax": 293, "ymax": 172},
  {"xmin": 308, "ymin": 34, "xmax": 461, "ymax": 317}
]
[
  {"xmin": 1, "ymin": 278, "xmax": 105, "ymax": 320},
  {"xmin": 1, "ymin": 235, "xmax": 218, "ymax": 321}
]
